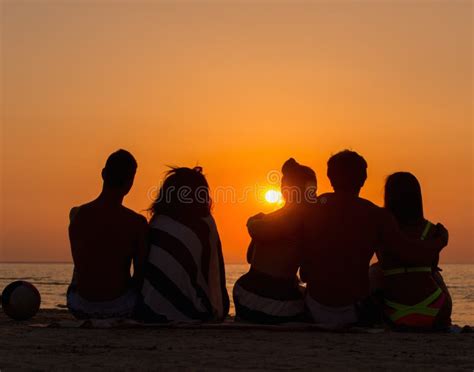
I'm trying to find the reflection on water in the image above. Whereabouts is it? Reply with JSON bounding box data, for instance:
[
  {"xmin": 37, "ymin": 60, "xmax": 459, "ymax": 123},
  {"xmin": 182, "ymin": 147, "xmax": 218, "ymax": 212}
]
[{"xmin": 0, "ymin": 263, "xmax": 472, "ymax": 325}]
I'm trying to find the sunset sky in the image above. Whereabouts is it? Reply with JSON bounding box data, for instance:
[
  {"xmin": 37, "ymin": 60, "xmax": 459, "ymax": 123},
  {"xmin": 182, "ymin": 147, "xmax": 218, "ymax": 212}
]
[{"xmin": 1, "ymin": 1, "xmax": 472, "ymax": 264}]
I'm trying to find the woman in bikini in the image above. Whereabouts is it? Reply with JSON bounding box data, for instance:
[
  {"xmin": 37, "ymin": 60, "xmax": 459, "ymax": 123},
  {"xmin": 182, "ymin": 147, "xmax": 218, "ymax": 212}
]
[
  {"xmin": 375, "ymin": 172, "xmax": 452, "ymax": 330},
  {"xmin": 233, "ymin": 158, "xmax": 317, "ymax": 324}
]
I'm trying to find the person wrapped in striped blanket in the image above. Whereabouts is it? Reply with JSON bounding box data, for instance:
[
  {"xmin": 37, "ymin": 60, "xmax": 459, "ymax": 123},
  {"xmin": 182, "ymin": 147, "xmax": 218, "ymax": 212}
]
[{"xmin": 138, "ymin": 167, "xmax": 229, "ymax": 323}]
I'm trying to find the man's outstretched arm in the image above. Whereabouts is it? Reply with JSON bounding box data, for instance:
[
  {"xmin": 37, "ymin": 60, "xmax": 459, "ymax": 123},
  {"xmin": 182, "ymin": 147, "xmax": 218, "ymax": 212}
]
[
  {"xmin": 378, "ymin": 209, "xmax": 448, "ymax": 265},
  {"xmin": 247, "ymin": 210, "xmax": 300, "ymax": 241}
]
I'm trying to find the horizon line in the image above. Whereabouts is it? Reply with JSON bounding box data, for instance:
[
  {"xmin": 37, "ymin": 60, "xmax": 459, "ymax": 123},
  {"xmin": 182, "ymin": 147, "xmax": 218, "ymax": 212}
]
[
  {"xmin": 0, "ymin": 261, "xmax": 249, "ymax": 265},
  {"xmin": 0, "ymin": 261, "xmax": 473, "ymax": 265}
]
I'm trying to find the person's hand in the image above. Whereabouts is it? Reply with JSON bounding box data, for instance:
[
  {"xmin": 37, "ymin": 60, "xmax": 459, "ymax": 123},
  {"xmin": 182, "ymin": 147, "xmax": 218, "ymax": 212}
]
[{"xmin": 434, "ymin": 223, "xmax": 449, "ymax": 249}]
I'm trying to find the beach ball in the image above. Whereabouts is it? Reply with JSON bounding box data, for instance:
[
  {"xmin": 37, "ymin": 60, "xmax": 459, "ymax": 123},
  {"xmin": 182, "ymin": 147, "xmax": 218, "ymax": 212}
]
[{"xmin": 1, "ymin": 281, "xmax": 41, "ymax": 321}]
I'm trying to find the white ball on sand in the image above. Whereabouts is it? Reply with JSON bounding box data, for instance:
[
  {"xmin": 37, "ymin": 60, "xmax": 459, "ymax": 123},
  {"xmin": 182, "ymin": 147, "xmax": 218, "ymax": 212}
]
[{"xmin": 1, "ymin": 281, "xmax": 41, "ymax": 321}]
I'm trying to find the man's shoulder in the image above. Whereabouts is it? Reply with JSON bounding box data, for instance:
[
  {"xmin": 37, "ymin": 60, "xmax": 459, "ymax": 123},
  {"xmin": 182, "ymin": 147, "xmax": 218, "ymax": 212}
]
[
  {"xmin": 69, "ymin": 202, "xmax": 92, "ymax": 222},
  {"xmin": 69, "ymin": 206, "xmax": 80, "ymax": 222},
  {"xmin": 316, "ymin": 193, "xmax": 385, "ymax": 220},
  {"xmin": 356, "ymin": 196, "xmax": 380, "ymax": 209},
  {"xmin": 311, "ymin": 192, "xmax": 333, "ymax": 208},
  {"xmin": 355, "ymin": 199, "xmax": 395, "ymax": 229},
  {"xmin": 355, "ymin": 197, "xmax": 389, "ymax": 222},
  {"xmin": 69, "ymin": 200, "xmax": 96, "ymax": 213},
  {"xmin": 317, "ymin": 192, "xmax": 334, "ymax": 200},
  {"xmin": 120, "ymin": 206, "xmax": 148, "ymax": 226}
]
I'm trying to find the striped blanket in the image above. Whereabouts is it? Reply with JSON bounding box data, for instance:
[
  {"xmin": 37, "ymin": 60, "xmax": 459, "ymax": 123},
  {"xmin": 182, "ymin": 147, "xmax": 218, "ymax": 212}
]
[{"xmin": 141, "ymin": 214, "xmax": 229, "ymax": 322}]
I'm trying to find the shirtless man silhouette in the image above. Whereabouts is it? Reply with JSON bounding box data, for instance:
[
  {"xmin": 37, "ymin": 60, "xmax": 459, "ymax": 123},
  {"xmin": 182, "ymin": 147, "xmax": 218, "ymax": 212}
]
[
  {"xmin": 302, "ymin": 150, "xmax": 448, "ymax": 329},
  {"xmin": 67, "ymin": 149, "xmax": 148, "ymax": 319}
]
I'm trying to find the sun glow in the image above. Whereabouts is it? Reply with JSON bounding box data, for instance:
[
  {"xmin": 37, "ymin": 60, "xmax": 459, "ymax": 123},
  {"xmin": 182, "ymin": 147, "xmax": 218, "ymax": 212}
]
[{"xmin": 265, "ymin": 189, "xmax": 283, "ymax": 204}]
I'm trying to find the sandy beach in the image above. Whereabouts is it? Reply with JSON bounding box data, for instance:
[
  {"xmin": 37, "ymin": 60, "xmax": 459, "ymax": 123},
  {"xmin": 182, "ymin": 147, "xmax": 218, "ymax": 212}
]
[{"xmin": 0, "ymin": 310, "xmax": 473, "ymax": 371}]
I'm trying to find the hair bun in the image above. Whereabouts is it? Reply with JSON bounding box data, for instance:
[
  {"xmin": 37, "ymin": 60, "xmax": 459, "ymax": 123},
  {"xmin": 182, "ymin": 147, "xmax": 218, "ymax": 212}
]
[{"xmin": 282, "ymin": 158, "xmax": 299, "ymax": 175}]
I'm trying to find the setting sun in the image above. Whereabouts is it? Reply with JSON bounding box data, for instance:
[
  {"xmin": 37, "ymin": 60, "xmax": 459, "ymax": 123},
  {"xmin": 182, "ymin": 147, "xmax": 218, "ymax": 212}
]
[{"xmin": 265, "ymin": 189, "xmax": 283, "ymax": 204}]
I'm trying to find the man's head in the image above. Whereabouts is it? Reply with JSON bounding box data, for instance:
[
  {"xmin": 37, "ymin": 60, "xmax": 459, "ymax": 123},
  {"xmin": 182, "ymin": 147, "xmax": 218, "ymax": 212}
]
[
  {"xmin": 327, "ymin": 150, "xmax": 367, "ymax": 194},
  {"xmin": 101, "ymin": 149, "xmax": 137, "ymax": 195}
]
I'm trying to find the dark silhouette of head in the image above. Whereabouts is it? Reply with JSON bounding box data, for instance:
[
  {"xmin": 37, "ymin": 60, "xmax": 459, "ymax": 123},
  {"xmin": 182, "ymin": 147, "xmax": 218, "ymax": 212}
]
[
  {"xmin": 281, "ymin": 158, "xmax": 317, "ymax": 204},
  {"xmin": 150, "ymin": 166, "xmax": 211, "ymax": 222},
  {"xmin": 101, "ymin": 149, "xmax": 137, "ymax": 195},
  {"xmin": 327, "ymin": 150, "xmax": 367, "ymax": 194},
  {"xmin": 385, "ymin": 172, "xmax": 424, "ymax": 226}
]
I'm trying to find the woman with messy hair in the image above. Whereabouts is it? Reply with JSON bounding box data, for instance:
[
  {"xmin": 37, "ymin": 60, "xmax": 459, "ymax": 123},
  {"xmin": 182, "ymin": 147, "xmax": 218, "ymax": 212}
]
[{"xmin": 139, "ymin": 166, "xmax": 229, "ymax": 323}]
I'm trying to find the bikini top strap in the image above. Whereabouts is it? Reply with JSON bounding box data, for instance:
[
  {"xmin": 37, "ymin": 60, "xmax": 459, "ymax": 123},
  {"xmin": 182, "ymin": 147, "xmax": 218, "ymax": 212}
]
[
  {"xmin": 420, "ymin": 220, "xmax": 433, "ymax": 241},
  {"xmin": 384, "ymin": 221, "xmax": 434, "ymax": 276}
]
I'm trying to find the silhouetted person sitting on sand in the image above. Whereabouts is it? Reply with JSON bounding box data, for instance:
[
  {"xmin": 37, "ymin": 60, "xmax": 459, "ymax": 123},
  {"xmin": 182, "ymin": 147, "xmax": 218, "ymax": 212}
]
[
  {"xmin": 301, "ymin": 150, "xmax": 449, "ymax": 329},
  {"xmin": 370, "ymin": 172, "xmax": 452, "ymax": 330},
  {"xmin": 233, "ymin": 158, "xmax": 316, "ymax": 324},
  {"xmin": 67, "ymin": 149, "xmax": 148, "ymax": 319},
  {"xmin": 138, "ymin": 167, "xmax": 229, "ymax": 322}
]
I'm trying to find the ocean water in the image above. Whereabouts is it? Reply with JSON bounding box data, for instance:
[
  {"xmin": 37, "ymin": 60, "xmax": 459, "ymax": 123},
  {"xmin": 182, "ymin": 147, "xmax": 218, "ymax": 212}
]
[{"xmin": 0, "ymin": 263, "xmax": 472, "ymax": 325}]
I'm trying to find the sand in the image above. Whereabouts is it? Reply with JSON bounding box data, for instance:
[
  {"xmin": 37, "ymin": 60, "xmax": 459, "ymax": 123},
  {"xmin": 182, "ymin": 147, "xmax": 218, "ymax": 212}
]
[{"xmin": 0, "ymin": 310, "xmax": 473, "ymax": 371}]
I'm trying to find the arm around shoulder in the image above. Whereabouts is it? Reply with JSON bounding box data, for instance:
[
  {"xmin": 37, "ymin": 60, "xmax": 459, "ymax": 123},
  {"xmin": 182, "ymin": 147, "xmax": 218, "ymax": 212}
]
[
  {"xmin": 246, "ymin": 209, "xmax": 298, "ymax": 241},
  {"xmin": 377, "ymin": 208, "xmax": 448, "ymax": 265}
]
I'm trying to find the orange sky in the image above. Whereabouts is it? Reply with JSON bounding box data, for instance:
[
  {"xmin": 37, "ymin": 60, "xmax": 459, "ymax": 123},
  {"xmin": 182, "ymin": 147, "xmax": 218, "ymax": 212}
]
[{"xmin": 1, "ymin": 1, "xmax": 472, "ymax": 263}]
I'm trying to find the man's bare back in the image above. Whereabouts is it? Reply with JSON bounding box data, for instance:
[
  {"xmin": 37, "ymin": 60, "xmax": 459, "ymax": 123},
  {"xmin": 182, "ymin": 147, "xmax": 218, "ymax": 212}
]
[
  {"xmin": 302, "ymin": 192, "xmax": 391, "ymax": 306},
  {"xmin": 67, "ymin": 150, "xmax": 148, "ymax": 312},
  {"xmin": 69, "ymin": 200, "xmax": 148, "ymax": 301}
]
